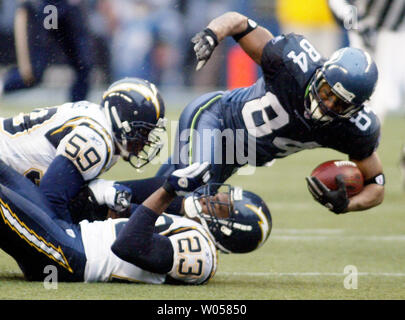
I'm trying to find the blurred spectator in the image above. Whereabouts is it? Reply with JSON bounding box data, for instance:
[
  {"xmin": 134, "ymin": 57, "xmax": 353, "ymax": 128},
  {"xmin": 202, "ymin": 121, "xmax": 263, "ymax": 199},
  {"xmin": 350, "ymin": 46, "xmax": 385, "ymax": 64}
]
[
  {"xmin": 329, "ymin": 0, "xmax": 405, "ymax": 189},
  {"xmin": 0, "ymin": 0, "xmax": 93, "ymax": 102},
  {"xmin": 0, "ymin": 0, "xmax": 17, "ymax": 64},
  {"xmin": 329, "ymin": 0, "xmax": 405, "ymax": 123},
  {"xmin": 108, "ymin": 0, "xmax": 184, "ymax": 86},
  {"xmin": 87, "ymin": 0, "xmax": 117, "ymax": 84},
  {"xmin": 276, "ymin": 0, "xmax": 341, "ymax": 56}
]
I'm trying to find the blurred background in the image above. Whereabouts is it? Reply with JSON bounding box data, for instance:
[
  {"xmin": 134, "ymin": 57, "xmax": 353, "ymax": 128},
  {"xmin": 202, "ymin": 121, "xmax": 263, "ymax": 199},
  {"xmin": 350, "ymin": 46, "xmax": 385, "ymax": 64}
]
[
  {"xmin": 0, "ymin": 0, "xmax": 349, "ymax": 109},
  {"xmin": 1, "ymin": 1, "xmax": 405, "ymax": 299}
]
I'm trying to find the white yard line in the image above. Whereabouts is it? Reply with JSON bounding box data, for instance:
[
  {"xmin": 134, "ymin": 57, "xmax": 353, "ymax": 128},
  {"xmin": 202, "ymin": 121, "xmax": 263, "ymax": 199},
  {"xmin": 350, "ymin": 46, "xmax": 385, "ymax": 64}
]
[
  {"xmin": 272, "ymin": 228, "xmax": 345, "ymax": 234},
  {"xmin": 218, "ymin": 271, "xmax": 405, "ymax": 277},
  {"xmin": 270, "ymin": 228, "xmax": 405, "ymax": 240},
  {"xmin": 271, "ymin": 235, "xmax": 405, "ymax": 241}
]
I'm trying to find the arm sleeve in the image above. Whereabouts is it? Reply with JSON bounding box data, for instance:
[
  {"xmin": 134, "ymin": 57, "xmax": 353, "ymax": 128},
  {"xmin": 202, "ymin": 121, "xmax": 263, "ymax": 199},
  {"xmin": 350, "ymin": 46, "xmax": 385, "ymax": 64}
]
[
  {"xmin": 39, "ymin": 155, "xmax": 85, "ymax": 222},
  {"xmin": 111, "ymin": 205, "xmax": 174, "ymax": 274}
]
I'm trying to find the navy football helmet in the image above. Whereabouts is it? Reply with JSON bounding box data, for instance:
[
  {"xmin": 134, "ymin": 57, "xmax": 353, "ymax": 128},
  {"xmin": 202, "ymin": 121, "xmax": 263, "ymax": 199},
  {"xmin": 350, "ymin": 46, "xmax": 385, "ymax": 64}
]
[
  {"xmin": 185, "ymin": 183, "xmax": 272, "ymax": 253},
  {"xmin": 305, "ymin": 47, "xmax": 378, "ymax": 125},
  {"xmin": 102, "ymin": 77, "xmax": 166, "ymax": 169}
]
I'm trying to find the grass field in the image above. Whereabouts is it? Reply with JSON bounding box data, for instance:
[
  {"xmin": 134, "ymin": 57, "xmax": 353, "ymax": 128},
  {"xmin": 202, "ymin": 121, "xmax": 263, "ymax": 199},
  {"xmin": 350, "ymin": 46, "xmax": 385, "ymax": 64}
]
[{"xmin": 0, "ymin": 103, "xmax": 405, "ymax": 300}]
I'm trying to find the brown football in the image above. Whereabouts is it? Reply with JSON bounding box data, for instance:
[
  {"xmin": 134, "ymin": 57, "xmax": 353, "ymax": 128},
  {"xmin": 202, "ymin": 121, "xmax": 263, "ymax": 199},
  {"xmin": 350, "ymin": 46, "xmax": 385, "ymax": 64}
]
[{"xmin": 311, "ymin": 160, "xmax": 364, "ymax": 197}]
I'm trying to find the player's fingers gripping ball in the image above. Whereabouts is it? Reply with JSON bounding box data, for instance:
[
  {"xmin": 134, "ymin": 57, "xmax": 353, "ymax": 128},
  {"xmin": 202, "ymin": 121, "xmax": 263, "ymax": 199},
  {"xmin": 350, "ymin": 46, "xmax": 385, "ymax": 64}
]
[{"xmin": 306, "ymin": 160, "xmax": 364, "ymax": 214}]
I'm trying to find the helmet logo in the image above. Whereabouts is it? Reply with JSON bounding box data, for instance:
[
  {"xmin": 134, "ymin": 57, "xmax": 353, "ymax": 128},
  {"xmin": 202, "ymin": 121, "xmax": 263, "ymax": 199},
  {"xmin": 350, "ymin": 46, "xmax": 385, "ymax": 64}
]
[
  {"xmin": 332, "ymin": 82, "xmax": 355, "ymax": 103},
  {"xmin": 244, "ymin": 204, "xmax": 271, "ymax": 246},
  {"xmin": 325, "ymin": 48, "xmax": 346, "ymax": 66},
  {"xmin": 220, "ymin": 225, "xmax": 232, "ymax": 236}
]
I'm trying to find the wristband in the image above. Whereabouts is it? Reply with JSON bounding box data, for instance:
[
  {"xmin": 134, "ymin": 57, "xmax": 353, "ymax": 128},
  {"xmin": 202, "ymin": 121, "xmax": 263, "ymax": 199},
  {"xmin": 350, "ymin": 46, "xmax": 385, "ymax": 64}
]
[
  {"xmin": 204, "ymin": 28, "xmax": 219, "ymax": 46},
  {"xmin": 162, "ymin": 180, "xmax": 176, "ymax": 197},
  {"xmin": 364, "ymin": 173, "xmax": 385, "ymax": 186},
  {"xmin": 232, "ymin": 19, "xmax": 258, "ymax": 42}
]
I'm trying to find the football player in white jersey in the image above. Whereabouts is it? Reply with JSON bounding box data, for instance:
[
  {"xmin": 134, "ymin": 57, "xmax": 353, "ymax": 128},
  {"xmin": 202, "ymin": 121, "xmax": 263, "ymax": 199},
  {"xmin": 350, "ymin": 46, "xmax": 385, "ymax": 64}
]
[
  {"xmin": 0, "ymin": 77, "xmax": 166, "ymax": 222},
  {"xmin": 0, "ymin": 160, "xmax": 272, "ymax": 284}
]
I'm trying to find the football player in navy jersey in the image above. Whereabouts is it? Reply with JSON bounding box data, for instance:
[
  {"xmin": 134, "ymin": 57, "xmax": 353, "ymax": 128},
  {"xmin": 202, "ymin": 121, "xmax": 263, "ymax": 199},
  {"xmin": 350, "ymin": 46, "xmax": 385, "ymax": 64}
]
[{"xmin": 156, "ymin": 11, "xmax": 385, "ymax": 215}]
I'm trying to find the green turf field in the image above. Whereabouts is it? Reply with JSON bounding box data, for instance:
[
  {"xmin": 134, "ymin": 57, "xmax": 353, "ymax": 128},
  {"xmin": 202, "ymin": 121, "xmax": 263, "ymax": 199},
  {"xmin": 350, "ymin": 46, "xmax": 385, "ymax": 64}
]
[{"xmin": 0, "ymin": 104, "xmax": 404, "ymax": 300}]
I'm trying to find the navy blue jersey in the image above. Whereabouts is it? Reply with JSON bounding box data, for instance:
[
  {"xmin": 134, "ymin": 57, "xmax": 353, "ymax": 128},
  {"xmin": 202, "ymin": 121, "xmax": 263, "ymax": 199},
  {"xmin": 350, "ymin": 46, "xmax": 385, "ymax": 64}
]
[{"xmin": 220, "ymin": 33, "xmax": 380, "ymax": 165}]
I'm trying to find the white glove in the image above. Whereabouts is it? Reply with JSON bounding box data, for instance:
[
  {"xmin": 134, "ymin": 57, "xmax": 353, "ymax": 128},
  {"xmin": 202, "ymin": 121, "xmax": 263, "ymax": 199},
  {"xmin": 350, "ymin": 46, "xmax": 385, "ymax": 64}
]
[
  {"xmin": 88, "ymin": 179, "xmax": 132, "ymax": 213},
  {"xmin": 163, "ymin": 162, "xmax": 211, "ymax": 196}
]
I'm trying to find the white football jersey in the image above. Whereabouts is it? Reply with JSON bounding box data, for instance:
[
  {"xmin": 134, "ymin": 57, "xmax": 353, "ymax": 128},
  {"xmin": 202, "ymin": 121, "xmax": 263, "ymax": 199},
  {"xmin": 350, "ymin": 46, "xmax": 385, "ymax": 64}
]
[
  {"xmin": 0, "ymin": 101, "xmax": 118, "ymax": 183},
  {"xmin": 80, "ymin": 214, "xmax": 218, "ymax": 285}
]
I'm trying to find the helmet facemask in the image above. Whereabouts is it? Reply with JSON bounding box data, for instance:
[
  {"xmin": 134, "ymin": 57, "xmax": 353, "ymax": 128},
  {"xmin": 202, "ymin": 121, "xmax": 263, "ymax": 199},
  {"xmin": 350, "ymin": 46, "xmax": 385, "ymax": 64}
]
[
  {"xmin": 105, "ymin": 101, "xmax": 166, "ymax": 169},
  {"xmin": 185, "ymin": 183, "xmax": 241, "ymax": 253},
  {"xmin": 305, "ymin": 70, "xmax": 363, "ymax": 127}
]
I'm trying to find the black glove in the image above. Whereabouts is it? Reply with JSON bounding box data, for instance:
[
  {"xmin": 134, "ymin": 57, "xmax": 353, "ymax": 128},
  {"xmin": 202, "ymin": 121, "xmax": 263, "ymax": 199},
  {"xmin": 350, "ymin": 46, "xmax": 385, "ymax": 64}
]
[
  {"xmin": 163, "ymin": 162, "xmax": 211, "ymax": 196},
  {"xmin": 191, "ymin": 28, "xmax": 219, "ymax": 71},
  {"xmin": 68, "ymin": 186, "xmax": 109, "ymax": 223},
  {"xmin": 305, "ymin": 174, "xmax": 349, "ymax": 214}
]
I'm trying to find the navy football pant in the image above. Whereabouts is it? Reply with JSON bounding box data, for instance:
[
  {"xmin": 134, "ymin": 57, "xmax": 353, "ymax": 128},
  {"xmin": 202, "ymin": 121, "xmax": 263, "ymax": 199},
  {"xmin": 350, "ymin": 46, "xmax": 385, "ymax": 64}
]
[
  {"xmin": 0, "ymin": 160, "xmax": 86, "ymax": 281},
  {"xmin": 156, "ymin": 91, "xmax": 240, "ymax": 184}
]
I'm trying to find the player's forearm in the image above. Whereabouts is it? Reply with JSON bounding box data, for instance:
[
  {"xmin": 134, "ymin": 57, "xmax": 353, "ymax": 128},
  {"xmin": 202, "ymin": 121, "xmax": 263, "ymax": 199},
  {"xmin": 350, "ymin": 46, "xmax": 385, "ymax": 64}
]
[
  {"xmin": 143, "ymin": 187, "xmax": 175, "ymax": 215},
  {"xmin": 206, "ymin": 11, "xmax": 272, "ymax": 65},
  {"xmin": 111, "ymin": 204, "xmax": 174, "ymax": 273},
  {"xmin": 206, "ymin": 11, "xmax": 250, "ymax": 42},
  {"xmin": 347, "ymin": 184, "xmax": 384, "ymax": 212}
]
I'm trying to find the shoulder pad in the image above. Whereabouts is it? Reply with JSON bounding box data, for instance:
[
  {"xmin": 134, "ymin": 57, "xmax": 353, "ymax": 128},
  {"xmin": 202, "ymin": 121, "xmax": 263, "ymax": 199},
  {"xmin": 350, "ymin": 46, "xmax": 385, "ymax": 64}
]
[
  {"xmin": 56, "ymin": 125, "xmax": 114, "ymax": 180},
  {"xmin": 261, "ymin": 33, "xmax": 324, "ymax": 89},
  {"xmin": 321, "ymin": 107, "xmax": 381, "ymax": 160}
]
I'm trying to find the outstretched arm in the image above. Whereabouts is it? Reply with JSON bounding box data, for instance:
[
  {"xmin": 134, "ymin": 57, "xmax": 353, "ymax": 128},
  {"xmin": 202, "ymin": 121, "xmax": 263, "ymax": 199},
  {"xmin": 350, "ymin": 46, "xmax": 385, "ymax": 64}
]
[
  {"xmin": 192, "ymin": 11, "xmax": 274, "ymax": 69},
  {"xmin": 111, "ymin": 163, "xmax": 211, "ymax": 273}
]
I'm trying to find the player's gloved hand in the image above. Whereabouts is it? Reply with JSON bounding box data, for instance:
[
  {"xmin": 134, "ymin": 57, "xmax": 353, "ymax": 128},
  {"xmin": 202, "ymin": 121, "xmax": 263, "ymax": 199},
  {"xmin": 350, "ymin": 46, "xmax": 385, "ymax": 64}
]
[
  {"xmin": 191, "ymin": 28, "xmax": 219, "ymax": 71},
  {"xmin": 163, "ymin": 162, "xmax": 211, "ymax": 196},
  {"xmin": 88, "ymin": 179, "xmax": 132, "ymax": 213},
  {"xmin": 305, "ymin": 175, "xmax": 349, "ymax": 214}
]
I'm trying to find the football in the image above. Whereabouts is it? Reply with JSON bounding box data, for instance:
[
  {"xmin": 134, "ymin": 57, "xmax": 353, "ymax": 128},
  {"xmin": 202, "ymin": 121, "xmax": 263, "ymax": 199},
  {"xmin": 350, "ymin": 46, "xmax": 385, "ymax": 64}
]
[{"xmin": 310, "ymin": 160, "xmax": 364, "ymax": 197}]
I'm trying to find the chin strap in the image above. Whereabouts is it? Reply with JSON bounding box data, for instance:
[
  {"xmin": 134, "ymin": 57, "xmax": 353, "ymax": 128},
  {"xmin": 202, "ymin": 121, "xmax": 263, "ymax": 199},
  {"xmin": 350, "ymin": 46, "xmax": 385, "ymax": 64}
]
[
  {"xmin": 104, "ymin": 100, "xmax": 131, "ymax": 161},
  {"xmin": 184, "ymin": 195, "xmax": 202, "ymax": 218},
  {"xmin": 114, "ymin": 139, "xmax": 130, "ymax": 160}
]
